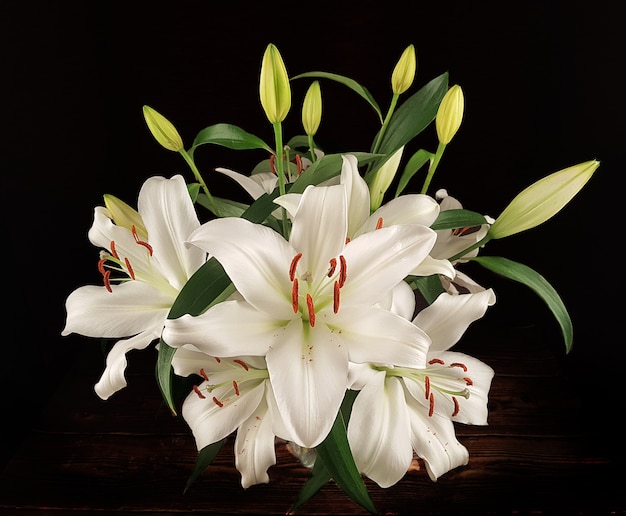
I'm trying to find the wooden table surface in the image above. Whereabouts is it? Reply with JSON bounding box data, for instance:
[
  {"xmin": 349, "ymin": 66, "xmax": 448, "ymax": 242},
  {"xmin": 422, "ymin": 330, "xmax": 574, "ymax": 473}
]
[{"xmin": 1, "ymin": 324, "xmax": 622, "ymax": 515}]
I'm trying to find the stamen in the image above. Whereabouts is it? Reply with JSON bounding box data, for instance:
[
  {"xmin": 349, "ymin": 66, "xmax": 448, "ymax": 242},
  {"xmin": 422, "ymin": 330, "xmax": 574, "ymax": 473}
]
[
  {"xmin": 110, "ymin": 241, "xmax": 119, "ymax": 259},
  {"xmin": 132, "ymin": 225, "xmax": 153, "ymax": 255},
  {"xmin": 97, "ymin": 258, "xmax": 107, "ymax": 275},
  {"xmin": 333, "ymin": 281, "xmax": 341, "ymax": 313},
  {"xmin": 451, "ymin": 362, "xmax": 468, "ymax": 371},
  {"xmin": 269, "ymin": 154, "xmax": 276, "ymax": 174},
  {"xmin": 212, "ymin": 396, "xmax": 224, "ymax": 408},
  {"xmin": 295, "ymin": 154, "xmax": 303, "ymax": 175},
  {"xmin": 103, "ymin": 270, "xmax": 112, "ymax": 293},
  {"xmin": 428, "ymin": 358, "xmax": 445, "ymax": 365},
  {"xmin": 214, "ymin": 357, "xmax": 221, "ymax": 363},
  {"xmin": 124, "ymin": 257, "xmax": 135, "ymax": 280},
  {"xmin": 292, "ymin": 278, "xmax": 299, "ymax": 313},
  {"xmin": 375, "ymin": 217, "xmax": 384, "ymax": 230},
  {"xmin": 452, "ymin": 396, "xmax": 460, "ymax": 417},
  {"xmin": 306, "ymin": 294, "xmax": 316, "ymax": 327},
  {"xmin": 233, "ymin": 380, "xmax": 240, "ymax": 396},
  {"xmin": 338, "ymin": 255, "xmax": 347, "ymax": 287},
  {"xmin": 289, "ymin": 253, "xmax": 302, "ymax": 281},
  {"xmin": 233, "ymin": 359, "xmax": 249, "ymax": 371},
  {"xmin": 199, "ymin": 368, "xmax": 209, "ymax": 381},
  {"xmin": 327, "ymin": 258, "xmax": 337, "ymax": 277},
  {"xmin": 424, "ymin": 376, "xmax": 430, "ymax": 400},
  {"xmin": 463, "ymin": 377, "xmax": 474, "ymax": 386},
  {"xmin": 193, "ymin": 385, "xmax": 206, "ymax": 399},
  {"xmin": 345, "ymin": 237, "xmax": 351, "ymax": 244},
  {"xmin": 428, "ymin": 392, "xmax": 435, "ymax": 417}
]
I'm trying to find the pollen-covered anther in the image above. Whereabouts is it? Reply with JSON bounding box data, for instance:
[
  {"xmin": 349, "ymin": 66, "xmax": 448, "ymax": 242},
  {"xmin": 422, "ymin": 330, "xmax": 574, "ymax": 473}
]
[
  {"xmin": 199, "ymin": 368, "xmax": 209, "ymax": 381},
  {"xmin": 212, "ymin": 396, "xmax": 224, "ymax": 408},
  {"xmin": 333, "ymin": 281, "xmax": 341, "ymax": 313},
  {"xmin": 97, "ymin": 258, "xmax": 107, "ymax": 275},
  {"xmin": 452, "ymin": 396, "xmax": 460, "ymax": 417},
  {"xmin": 193, "ymin": 385, "xmax": 206, "ymax": 399},
  {"xmin": 132, "ymin": 225, "xmax": 153, "ymax": 255},
  {"xmin": 428, "ymin": 358, "xmax": 445, "ymax": 365},
  {"xmin": 124, "ymin": 257, "xmax": 135, "ymax": 280},
  {"xmin": 424, "ymin": 376, "xmax": 430, "ymax": 400},
  {"xmin": 103, "ymin": 270, "xmax": 112, "ymax": 293},
  {"xmin": 289, "ymin": 253, "xmax": 302, "ymax": 281},
  {"xmin": 338, "ymin": 255, "xmax": 347, "ymax": 287},
  {"xmin": 233, "ymin": 380, "xmax": 240, "ymax": 396},
  {"xmin": 375, "ymin": 217, "xmax": 384, "ymax": 230},
  {"xmin": 463, "ymin": 377, "xmax": 473, "ymax": 386},
  {"xmin": 291, "ymin": 278, "xmax": 299, "ymax": 313},
  {"xmin": 109, "ymin": 241, "xmax": 120, "ymax": 260},
  {"xmin": 306, "ymin": 294, "xmax": 316, "ymax": 327},
  {"xmin": 295, "ymin": 154, "xmax": 303, "ymax": 175},
  {"xmin": 269, "ymin": 154, "xmax": 276, "ymax": 174},
  {"xmin": 450, "ymin": 362, "xmax": 468, "ymax": 371},
  {"xmin": 233, "ymin": 359, "xmax": 249, "ymax": 371},
  {"xmin": 327, "ymin": 258, "xmax": 337, "ymax": 277},
  {"xmin": 428, "ymin": 392, "xmax": 435, "ymax": 417}
]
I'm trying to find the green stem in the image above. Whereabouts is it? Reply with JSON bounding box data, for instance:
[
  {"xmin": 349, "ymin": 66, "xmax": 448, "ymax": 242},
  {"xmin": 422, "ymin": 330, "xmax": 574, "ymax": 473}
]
[
  {"xmin": 272, "ymin": 122, "xmax": 290, "ymax": 238},
  {"xmin": 420, "ymin": 142, "xmax": 446, "ymax": 194},
  {"xmin": 307, "ymin": 134, "xmax": 316, "ymax": 163},
  {"xmin": 447, "ymin": 233, "xmax": 493, "ymax": 263},
  {"xmin": 371, "ymin": 94, "xmax": 399, "ymax": 156},
  {"xmin": 180, "ymin": 149, "xmax": 220, "ymax": 217}
]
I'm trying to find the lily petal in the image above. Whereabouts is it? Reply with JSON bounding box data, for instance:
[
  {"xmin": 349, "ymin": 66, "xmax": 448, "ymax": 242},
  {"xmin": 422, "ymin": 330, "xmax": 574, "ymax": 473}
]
[
  {"xmin": 376, "ymin": 281, "xmax": 416, "ymax": 320},
  {"xmin": 340, "ymin": 154, "xmax": 370, "ymax": 238},
  {"xmin": 215, "ymin": 167, "xmax": 278, "ymax": 199},
  {"xmin": 356, "ymin": 194, "xmax": 440, "ymax": 236}
]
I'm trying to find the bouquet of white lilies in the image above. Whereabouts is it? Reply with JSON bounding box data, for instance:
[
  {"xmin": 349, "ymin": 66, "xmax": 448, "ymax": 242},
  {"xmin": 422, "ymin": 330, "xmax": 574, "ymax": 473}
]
[{"xmin": 62, "ymin": 43, "xmax": 598, "ymax": 513}]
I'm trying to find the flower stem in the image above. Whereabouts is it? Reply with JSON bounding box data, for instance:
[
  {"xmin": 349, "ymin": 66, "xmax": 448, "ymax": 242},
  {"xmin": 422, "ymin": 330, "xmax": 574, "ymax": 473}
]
[
  {"xmin": 371, "ymin": 94, "xmax": 399, "ymax": 156},
  {"xmin": 447, "ymin": 234, "xmax": 493, "ymax": 263},
  {"xmin": 272, "ymin": 122, "xmax": 290, "ymax": 238},
  {"xmin": 420, "ymin": 142, "xmax": 446, "ymax": 194},
  {"xmin": 307, "ymin": 134, "xmax": 316, "ymax": 163},
  {"xmin": 180, "ymin": 149, "xmax": 220, "ymax": 217}
]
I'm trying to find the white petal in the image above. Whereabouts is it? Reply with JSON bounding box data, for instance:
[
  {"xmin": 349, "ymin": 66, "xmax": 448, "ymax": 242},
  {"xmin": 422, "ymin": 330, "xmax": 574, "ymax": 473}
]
[
  {"xmin": 266, "ymin": 319, "xmax": 349, "ymax": 448},
  {"xmin": 340, "ymin": 224, "xmax": 436, "ymax": 307},
  {"xmin": 340, "ymin": 154, "xmax": 370, "ymax": 238},
  {"xmin": 376, "ymin": 281, "xmax": 416, "ymax": 320},
  {"xmin": 234, "ymin": 391, "xmax": 277, "ymax": 488},
  {"xmin": 187, "ymin": 217, "xmax": 295, "ymax": 318},
  {"xmin": 273, "ymin": 192, "xmax": 302, "ymax": 218},
  {"xmin": 138, "ymin": 175, "xmax": 205, "ymax": 290},
  {"xmin": 289, "ymin": 184, "xmax": 348, "ymax": 282},
  {"xmin": 62, "ymin": 282, "xmax": 172, "ymax": 338},
  {"xmin": 405, "ymin": 392, "xmax": 469, "ymax": 481},
  {"xmin": 162, "ymin": 300, "xmax": 289, "ymax": 357},
  {"xmin": 215, "ymin": 167, "xmax": 277, "ymax": 199},
  {"xmin": 410, "ymin": 255, "xmax": 456, "ymax": 279},
  {"xmin": 348, "ymin": 373, "xmax": 413, "ymax": 488},
  {"xmin": 183, "ymin": 378, "xmax": 266, "ymax": 450},
  {"xmin": 335, "ymin": 306, "xmax": 429, "ymax": 368},
  {"xmin": 94, "ymin": 330, "xmax": 156, "ymax": 400},
  {"xmin": 356, "ymin": 194, "xmax": 440, "ymax": 236},
  {"xmin": 413, "ymin": 289, "xmax": 496, "ymax": 352}
]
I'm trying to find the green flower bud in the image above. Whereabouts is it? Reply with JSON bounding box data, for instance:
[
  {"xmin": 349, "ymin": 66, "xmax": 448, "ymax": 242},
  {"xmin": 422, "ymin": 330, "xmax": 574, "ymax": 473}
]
[
  {"xmin": 302, "ymin": 81, "xmax": 322, "ymax": 136},
  {"xmin": 259, "ymin": 43, "xmax": 291, "ymax": 124},
  {"xmin": 391, "ymin": 44, "xmax": 416, "ymax": 95},
  {"xmin": 435, "ymin": 85, "xmax": 464, "ymax": 145},
  {"xmin": 103, "ymin": 194, "xmax": 148, "ymax": 239},
  {"xmin": 369, "ymin": 147, "xmax": 404, "ymax": 211},
  {"xmin": 142, "ymin": 105, "xmax": 184, "ymax": 152},
  {"xmin": 489, "ymin": 160, "xmax": 600, "ymax": 239}
]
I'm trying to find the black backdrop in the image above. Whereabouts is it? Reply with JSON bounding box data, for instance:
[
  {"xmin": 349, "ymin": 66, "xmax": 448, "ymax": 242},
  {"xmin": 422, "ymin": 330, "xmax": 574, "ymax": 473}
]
[{"xmin": 3, "ymin": 0, "xmax": 623, "ymax": 473}]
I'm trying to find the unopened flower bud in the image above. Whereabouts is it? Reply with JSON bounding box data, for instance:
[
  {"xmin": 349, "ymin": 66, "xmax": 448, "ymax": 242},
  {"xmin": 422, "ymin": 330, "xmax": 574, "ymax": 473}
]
[
  {"xmin": 369, "ymin": 147, "xmax": 404, "ymax": 211},
  {"xmin": 435, "ymin": 85, "xmax": 464, "ymax": 145},
  {"xmin": 489, "ymin": 160, "xmax": 600, "ymax": 239},
  {"xmin": 302, "ymin": 81, "xmax": 322, "ymax": 136},
  {"xmin": 391, "ymin": 45, "xmax": 416, "ymax": 95},
  {"xmin": 142, "ymin": 105, "xmax": 184, "ymax": 152},
  {"xmin": 103, "ymin": 194, "xmax": 148, "ymax": 239},
  {"xmin": 259, "ymin": 43, "xmax": 291, "ymax": 124}
]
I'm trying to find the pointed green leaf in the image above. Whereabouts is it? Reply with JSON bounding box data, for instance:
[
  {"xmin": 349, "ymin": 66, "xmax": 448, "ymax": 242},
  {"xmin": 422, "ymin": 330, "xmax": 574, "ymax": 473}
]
[
  {"xmin": 183, "ymin": 439, "xmax": 226, "ymax": 494},
  {"xmin": 471, "ymin": 256, "xmax": 573, "ymax": 352},
  {"xmin": 292, "ymin": 71, "xmax": 383, "ymax": 122},
  {"xmin": 288, "ymin": 456, "xmax": 332, "ymax": 514},
  {"xmin": 430, "ymin": 209, "xmax": 488, "ymax": 230},
  {"xmin": 406, "ymin": 275, "xmax": 445, "ymax": 305},
  {"xmin": 395, "ymin": 148, "xmax": 434, "ymax": 197},
  {"xmin": 156, "ymin": 339, "xmax": 178, "ymax": 415},
  {"xmin": 189, "ymin": 123, "xmax": 272, "ymax": 155}
]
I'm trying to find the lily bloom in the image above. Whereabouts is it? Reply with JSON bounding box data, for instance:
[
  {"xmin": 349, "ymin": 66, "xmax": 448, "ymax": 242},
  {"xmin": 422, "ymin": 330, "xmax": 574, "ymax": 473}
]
[
  {"xmin": 170, "ymin": 345, "xmax": 290, "ymax": 488},
  {"xmin": 347, "ymin": 287, "xmax": 495, "ymax": 487},
  {"xmin": 62, "ymin": 175, "xmax": 206, "ymax": 399},
  {"xmin": 163, "ymin": 182, "xmax": 437, "ymax": 448}
]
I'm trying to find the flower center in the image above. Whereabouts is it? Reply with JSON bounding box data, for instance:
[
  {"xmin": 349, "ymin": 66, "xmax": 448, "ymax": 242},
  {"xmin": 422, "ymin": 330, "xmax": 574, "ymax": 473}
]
[{"xmin": 288, "ymin": 252, "xmax": 348, "ymax": 327}]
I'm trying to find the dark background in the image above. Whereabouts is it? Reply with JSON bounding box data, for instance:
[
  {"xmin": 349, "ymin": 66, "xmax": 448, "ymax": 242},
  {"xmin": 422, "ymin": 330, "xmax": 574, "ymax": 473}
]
[{"xmin": 3, "ymin": 0, "xmax": 623, "ymax": 482}]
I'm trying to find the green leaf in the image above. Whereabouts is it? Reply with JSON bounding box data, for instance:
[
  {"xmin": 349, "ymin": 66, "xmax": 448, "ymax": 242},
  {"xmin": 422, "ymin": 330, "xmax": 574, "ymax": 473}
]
[
  {"xmin": 407, "ymin": 275, "xmax": 445, "ymax": 305},
  {"xmin": 187, "ymin": 182, "xmax": 201, "ymax": 203},
  {"xmin": 183, "ymin": 439, "xmax": 226, "ymax": 494},
  {"xmin": 292, "ymin": 71, "xmax": 383, "ymax": 123},
  {"xmin": 395, "ymin": 148, "xmax": 434, "ymax": 196},
  {"xmin": 156, "ymin": 339, "xmax": 178, "ymax": 415},
  {"xmin": 189, "ymin": 123, "xmax": 272, "ymax": 155},
  {"xmin": 430, "ymin": 209, "xmax": 488, "ymax": 230},
  {"xmin": 471, "ymin": 256, "xmax": 574, "ymax": 353},
  {"xmin": 315, "ymin": 409, "xmax": 377, "ymax": 514}
]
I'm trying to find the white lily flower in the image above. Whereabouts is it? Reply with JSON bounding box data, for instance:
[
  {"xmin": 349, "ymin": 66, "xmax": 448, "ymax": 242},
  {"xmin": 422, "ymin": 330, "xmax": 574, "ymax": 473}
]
[
  {"xmin": 62, "ymin": 175, "xmax": 206, "ymax": 399},
  {"xmin": 163, "ymin": 182, "xmax": 437, "ymax": 448},
  {"xmin": 275, "ymin": 155, "xmax": 455, "ymax": 279},
  {"xmin": 170, "ymin": 346, "xmax": 290, "ymax": 488},
  {"xmin": 347, "ymin": 288, "xmax": 495, "ymax": 487}
]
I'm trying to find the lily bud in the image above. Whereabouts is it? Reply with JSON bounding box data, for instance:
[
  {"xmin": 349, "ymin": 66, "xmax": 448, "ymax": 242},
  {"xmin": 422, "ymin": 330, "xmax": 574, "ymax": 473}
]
[
  {"xmin": 142, "ymin": 105, "xmax": 184, "ymax": 152},
  {"xmin": 391, "ymin": 44, "xmax": 416, "ymax": 95},
  {"xmin": 259, "ymin": 43, "xmax": 291, "ymax": 124},
  {"xmin": 368, "ymin": 147, "xmax": 404, "ymax": 211},
  {"xmin": 489, "ymin": 159, "xmax": 599, "ymax": 239},
  {"xmin": 435, "ymin": 85, "xmax": 464, "ymax": 145},
  {"xmin": 302, "ymin": 81, "xmax": 322, "ymax": 136},
  {"xmin": 103, "ymin": 194, "xmax": 148, "ymax": 239}
]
